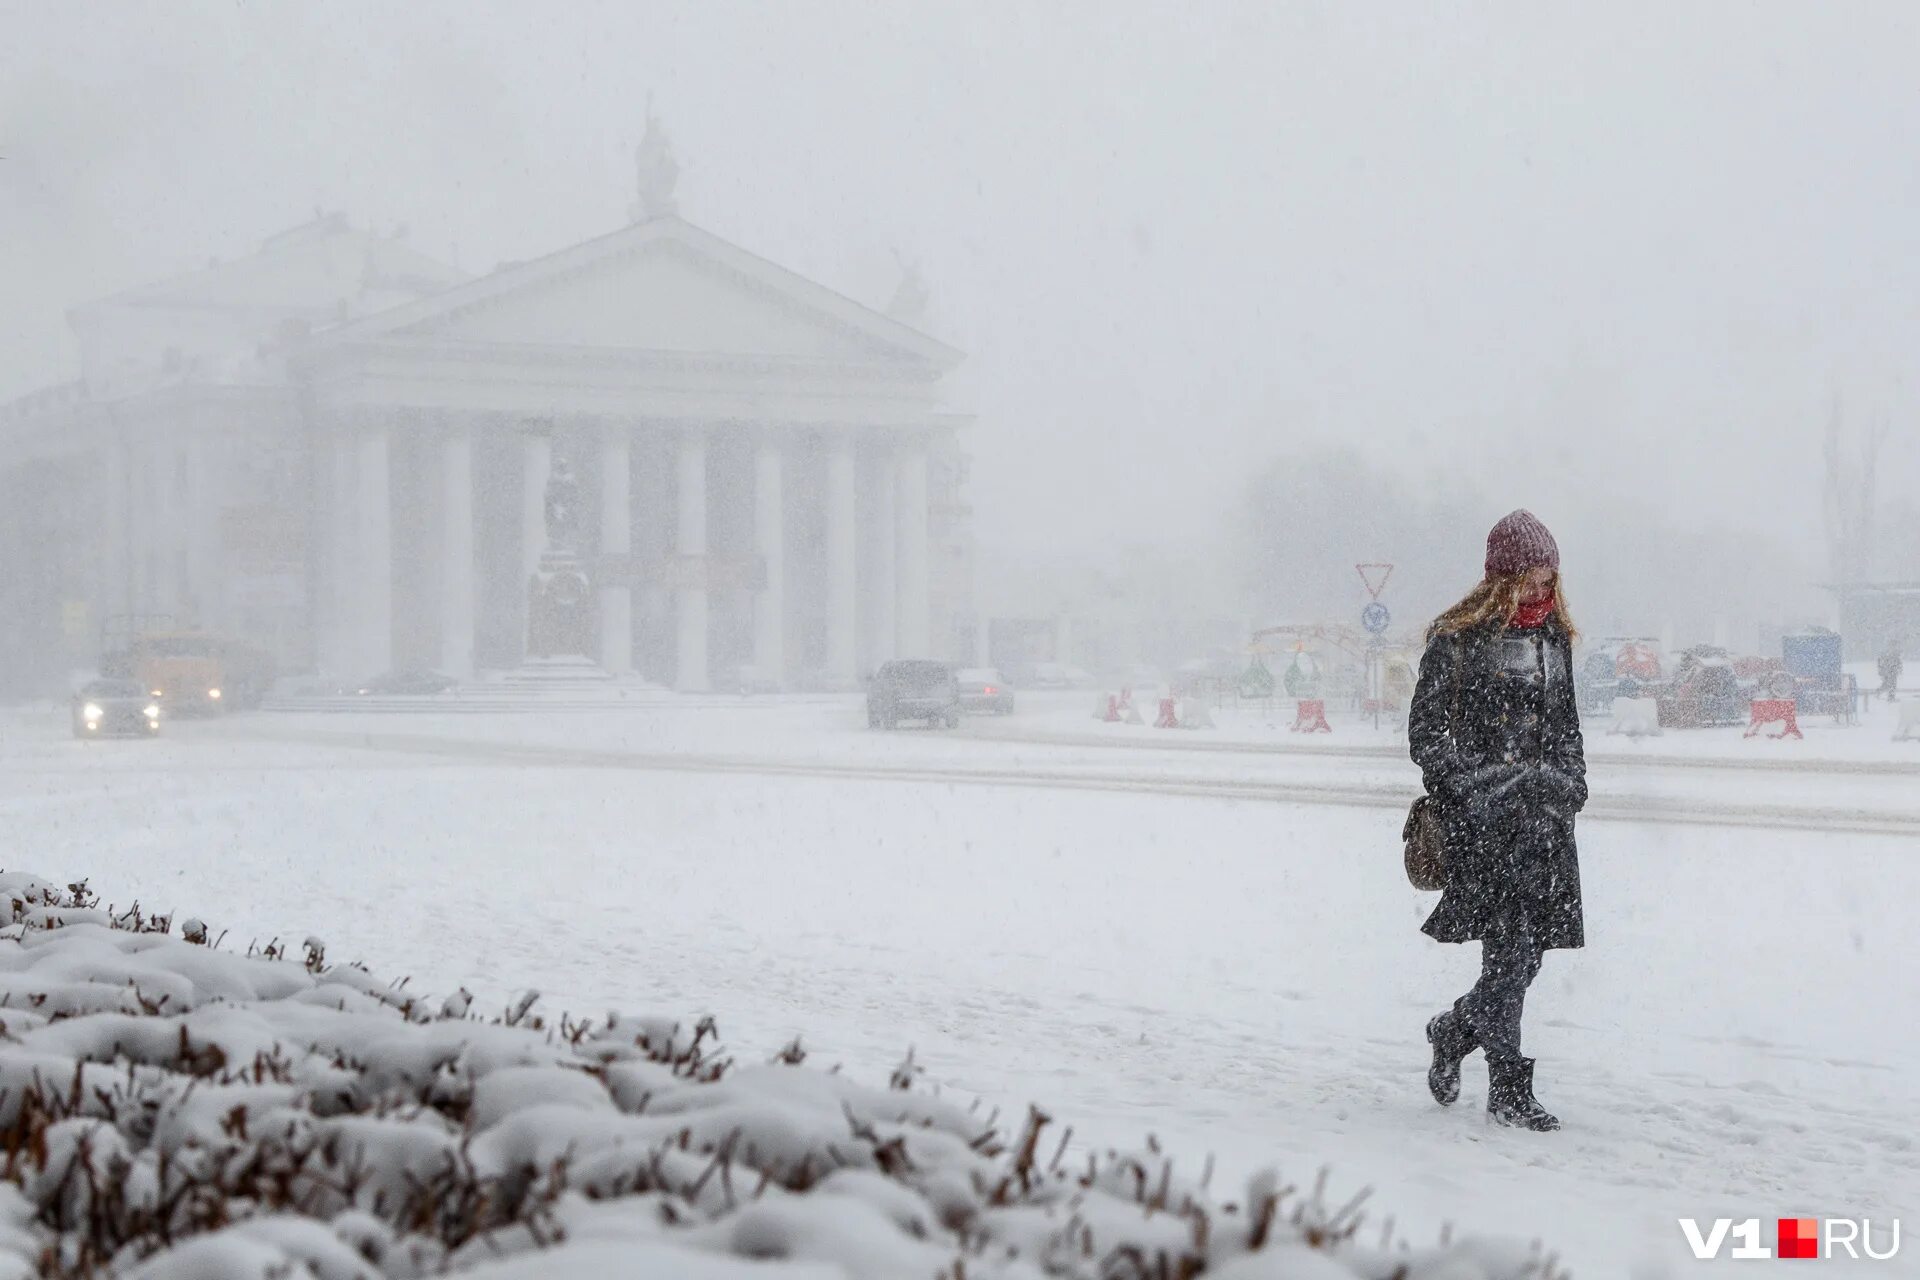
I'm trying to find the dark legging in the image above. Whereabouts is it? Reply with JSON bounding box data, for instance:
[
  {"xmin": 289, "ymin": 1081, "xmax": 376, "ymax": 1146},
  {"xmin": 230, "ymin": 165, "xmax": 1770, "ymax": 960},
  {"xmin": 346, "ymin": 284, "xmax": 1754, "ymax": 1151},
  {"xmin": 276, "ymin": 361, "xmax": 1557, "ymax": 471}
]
[{"xmin": 1457, "ymin": 933, "xmax": 1543, "ymax": 1064}]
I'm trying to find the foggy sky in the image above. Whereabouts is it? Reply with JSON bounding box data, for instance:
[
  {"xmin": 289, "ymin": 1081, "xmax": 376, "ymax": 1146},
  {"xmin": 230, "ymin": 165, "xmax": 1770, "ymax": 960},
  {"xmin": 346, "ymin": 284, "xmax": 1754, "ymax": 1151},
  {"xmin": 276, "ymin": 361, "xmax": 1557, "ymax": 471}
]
[{"xmin": 5, "ymin": 1, "xmax": 1918, "ymax": 602}]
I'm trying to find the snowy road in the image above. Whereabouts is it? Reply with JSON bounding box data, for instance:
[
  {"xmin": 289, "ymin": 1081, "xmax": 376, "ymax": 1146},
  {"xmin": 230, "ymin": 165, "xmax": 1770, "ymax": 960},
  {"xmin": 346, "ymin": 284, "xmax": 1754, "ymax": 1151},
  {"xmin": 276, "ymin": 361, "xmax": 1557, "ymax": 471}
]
[
  {"xmin": 214, "ymin": 704, "xmax": 1920, "ymax": 840},
  {"xmin": 3, "ymin": 702, "xmax": 1914, "ymax": 1275}
]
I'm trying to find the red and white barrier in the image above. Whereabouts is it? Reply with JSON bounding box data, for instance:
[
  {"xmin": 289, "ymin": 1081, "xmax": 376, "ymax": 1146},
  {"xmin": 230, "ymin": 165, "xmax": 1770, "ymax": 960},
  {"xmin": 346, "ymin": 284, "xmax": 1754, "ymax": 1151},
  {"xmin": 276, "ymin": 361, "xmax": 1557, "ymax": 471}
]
[
  {"xmin": 1291, "ymin": 699, "xmax": 1332, "ymax": 733},
  {"xmin": 1744, "ymin": 698, "xmax": 1803, "ymax": 740}
]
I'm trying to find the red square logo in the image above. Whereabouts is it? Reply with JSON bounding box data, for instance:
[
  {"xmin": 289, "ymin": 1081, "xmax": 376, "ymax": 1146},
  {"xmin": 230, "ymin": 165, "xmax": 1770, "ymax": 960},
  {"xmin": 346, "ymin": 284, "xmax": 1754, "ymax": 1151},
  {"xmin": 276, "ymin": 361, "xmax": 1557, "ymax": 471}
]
[{"xmin": 1778, "ymin": 1218, "xmax": 1819, "ymax": 1259}]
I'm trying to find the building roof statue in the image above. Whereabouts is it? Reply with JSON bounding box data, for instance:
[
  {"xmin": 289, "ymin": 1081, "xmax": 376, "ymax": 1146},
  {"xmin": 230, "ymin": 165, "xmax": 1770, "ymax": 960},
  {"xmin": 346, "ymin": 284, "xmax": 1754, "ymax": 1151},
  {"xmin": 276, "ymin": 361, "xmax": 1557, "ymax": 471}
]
[
  {"xmin": 886, "ymin": 249, "xmax": 932, "ymax": 329},
  {"xmin": 632, "ymin": 101, "xmax": 680, "ymax": 222}
]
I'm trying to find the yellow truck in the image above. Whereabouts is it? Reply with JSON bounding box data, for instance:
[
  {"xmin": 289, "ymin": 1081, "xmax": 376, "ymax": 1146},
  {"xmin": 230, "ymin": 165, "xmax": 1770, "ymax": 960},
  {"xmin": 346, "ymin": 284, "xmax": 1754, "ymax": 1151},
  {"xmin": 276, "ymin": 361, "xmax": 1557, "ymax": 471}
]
[
  {"xmin": 133, "ymin": 633, "xmax": 230, "ymax": 715},
  {"xmin": 102, "ymin": 618, "xmax": 275, "ymax": 715}
]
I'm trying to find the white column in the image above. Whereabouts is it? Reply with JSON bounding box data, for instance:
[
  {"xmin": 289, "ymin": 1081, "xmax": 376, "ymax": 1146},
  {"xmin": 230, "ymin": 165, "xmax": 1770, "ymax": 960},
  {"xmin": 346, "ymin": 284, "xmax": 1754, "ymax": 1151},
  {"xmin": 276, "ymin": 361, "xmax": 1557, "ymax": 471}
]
[
  {"xmin": 439, "ymin": 428, "xmax": 475, "ymax": 679},
  {"xmin": 867, "ymin": 443, "xmax": 897, "ymax": 668},
  {"xmin": 127, "ymin": 443, "xmax": 151, "ymax": 612},
  {"xmin": 519, "ymin": 430, "xmax": 551, "ymax": 665},
  {"xmin": 895, "ymin": 445, "xmax": 931, "ymax": 657},
  {"xmin": 100, "ymin": 440, "xmax": 129, "ymax": 642},
  {"xmin": 357, "ymin": 427, "xmax": 393, "ymax": 678},
  {"xmin": 322, "ymin": 436, "xmax": 357, "ymax": 679},
  {"xmin": 149, "ymin": 447, "xmax": 178, "ymax": 613},
  {"xmin": 185, "ymin": 436, "xmax": 221, "ymax": 631},
  {"xmin": 675, "ymin": 428, "xmax": 709, "ymax": 692},
  {"xmin": 752, "ymin": 436, "xmax": 785, "ymax": 686},
  {"xmin": 599, "ymin": 425, "xmax": 633, "ymax": 675},
  {"xmin": 522, "ymin": 431, "xmax": 551, "ymax": 579},
  {"xmin": 825, "ymin": 437, "xmax": 859, "ymax": 684}
]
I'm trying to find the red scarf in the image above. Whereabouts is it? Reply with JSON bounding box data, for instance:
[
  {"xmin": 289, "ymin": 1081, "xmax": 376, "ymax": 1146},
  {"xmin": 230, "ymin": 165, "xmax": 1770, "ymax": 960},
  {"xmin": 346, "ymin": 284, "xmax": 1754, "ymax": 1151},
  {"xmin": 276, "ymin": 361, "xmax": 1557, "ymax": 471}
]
[{"xmin": 1512, "ymin": 597, "xmax": 1555, "ymax": 629}]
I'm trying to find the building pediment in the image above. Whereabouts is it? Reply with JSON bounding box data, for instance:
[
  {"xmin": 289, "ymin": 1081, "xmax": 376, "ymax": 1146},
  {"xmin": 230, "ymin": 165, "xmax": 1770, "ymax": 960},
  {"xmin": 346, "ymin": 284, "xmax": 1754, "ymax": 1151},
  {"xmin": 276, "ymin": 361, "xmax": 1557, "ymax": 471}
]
[{"xmin": 325, "ymin": 216, "xmax": 961, "ymax": 373}]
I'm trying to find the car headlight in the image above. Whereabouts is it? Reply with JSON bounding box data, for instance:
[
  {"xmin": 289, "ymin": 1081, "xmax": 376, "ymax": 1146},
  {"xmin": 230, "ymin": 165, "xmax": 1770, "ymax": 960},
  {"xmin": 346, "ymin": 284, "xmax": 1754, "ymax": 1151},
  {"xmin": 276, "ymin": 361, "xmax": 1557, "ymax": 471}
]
[
  {"xmin": 144, "ymin": 705, "xmax": 161, "ymax": 719},
  {"xmin": 208, "ymin": 688, "xmax": 222, "ymax": 700},
  {"xmin": 82, "ymin": 703, "xmax": 103, "ymax": 720},
  {"xmin": 151, "ymin": 690, "xmax": 164, "ymax": 698}
]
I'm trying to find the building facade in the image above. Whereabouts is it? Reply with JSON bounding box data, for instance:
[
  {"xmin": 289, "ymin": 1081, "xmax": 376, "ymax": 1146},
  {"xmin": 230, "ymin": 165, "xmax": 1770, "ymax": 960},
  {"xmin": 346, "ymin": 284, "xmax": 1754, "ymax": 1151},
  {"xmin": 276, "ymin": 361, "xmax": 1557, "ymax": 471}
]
[{"xmin": 0, "ymin": 198, "xmax": 972, "ymax": 696}]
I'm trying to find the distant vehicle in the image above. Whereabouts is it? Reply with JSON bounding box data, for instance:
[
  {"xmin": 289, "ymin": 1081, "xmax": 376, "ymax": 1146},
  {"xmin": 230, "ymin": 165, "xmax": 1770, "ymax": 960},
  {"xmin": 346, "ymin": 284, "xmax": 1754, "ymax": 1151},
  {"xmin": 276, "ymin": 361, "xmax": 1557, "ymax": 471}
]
[
  {"xmin": 129, "ymin": 633, "xmax": 229, "ymax": 714},
  {"xmin": 1026, "ymin": 662, "xmax": 1097, "ymax": 690},
  {"xmin": 354, "ymin": 669, "xmax": 460, "ymax": 697},
  {"xmin": 867, "ymin": 660, "xmax": 960, "ymax": 729},
  {"xmin": 1657, "ymin": 648, "xmax": 1748, "ymax": 728},
  {"xmin": 103, "ymin": 623, "xmax": 277, "ymax": 714},
  {"xmin": 72, "ymin": 679, "xmax": 161, "ymax": 739},
  {"xmin": 1782, "ymin": 627, "xmax": 1855, "ymax": 716},
  {"xmin": 955, "ymin": 667, "xmax": 1015, "ymax": 716},
  {"xmin": 1022, "ymin": 662, "xmax": 1067, "ymax": 689},
  {"xmin": 1580, "ymin": 636, "xmax": 1663, "ymax": 707},
  {"xmin": 1575, "ymin": 651, "xmax": 1619, "ymax": 714}
]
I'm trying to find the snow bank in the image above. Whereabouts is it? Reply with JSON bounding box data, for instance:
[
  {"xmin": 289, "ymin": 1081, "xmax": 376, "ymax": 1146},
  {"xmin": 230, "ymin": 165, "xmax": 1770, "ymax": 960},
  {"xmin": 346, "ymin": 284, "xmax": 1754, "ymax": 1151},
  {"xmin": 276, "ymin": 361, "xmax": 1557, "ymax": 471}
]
[{"xmin": 0, "ymin": 874, "xmax": 1565, "ymax": 1278}]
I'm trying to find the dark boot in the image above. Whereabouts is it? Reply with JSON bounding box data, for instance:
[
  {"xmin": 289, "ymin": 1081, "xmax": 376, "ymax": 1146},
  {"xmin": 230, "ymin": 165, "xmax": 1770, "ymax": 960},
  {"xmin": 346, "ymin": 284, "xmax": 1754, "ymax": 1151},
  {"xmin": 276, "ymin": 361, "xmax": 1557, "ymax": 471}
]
[
  {"xmin": 1487, "ymin": 1056, "xmax": 1559, "ymax": 1131},
  {"xmin": 1425, "ymin": 1009, "xmax": 1476, "ymax": 1106}
]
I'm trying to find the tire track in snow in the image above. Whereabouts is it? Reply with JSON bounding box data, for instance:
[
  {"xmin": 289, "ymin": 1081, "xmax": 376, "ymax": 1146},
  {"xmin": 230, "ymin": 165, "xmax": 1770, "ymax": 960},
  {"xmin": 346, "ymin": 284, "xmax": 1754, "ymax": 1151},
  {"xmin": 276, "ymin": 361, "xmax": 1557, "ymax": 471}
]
[{"xmin": 216, "ymin": 723, "xmax": 1920, "ymax": 840}]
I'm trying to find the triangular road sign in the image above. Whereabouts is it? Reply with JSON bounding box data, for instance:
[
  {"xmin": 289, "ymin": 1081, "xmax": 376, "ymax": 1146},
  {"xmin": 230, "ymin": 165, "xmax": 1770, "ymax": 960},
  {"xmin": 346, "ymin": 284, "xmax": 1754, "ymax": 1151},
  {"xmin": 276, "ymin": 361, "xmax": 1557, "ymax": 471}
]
[{"xmin": 1356, "ymin": 563, "xmax": 1394, "ymax": 600}]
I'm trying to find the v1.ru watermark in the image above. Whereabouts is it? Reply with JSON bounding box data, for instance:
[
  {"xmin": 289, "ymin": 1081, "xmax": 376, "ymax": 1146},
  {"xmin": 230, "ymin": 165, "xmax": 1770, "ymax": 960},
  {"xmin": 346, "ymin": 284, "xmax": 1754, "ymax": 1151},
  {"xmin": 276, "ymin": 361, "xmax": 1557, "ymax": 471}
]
[{"xmin": 1679, "ymin": 1218, "xmax": 1900, "ymax": 1261}]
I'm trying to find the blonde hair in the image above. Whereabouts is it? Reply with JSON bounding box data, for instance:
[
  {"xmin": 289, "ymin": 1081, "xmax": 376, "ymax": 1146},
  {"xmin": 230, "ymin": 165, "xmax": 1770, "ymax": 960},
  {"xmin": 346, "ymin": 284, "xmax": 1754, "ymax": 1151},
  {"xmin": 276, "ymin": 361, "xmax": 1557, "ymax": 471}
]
[{"xmin": 1429, "ymin": 572, "xmax": 1579, "ymax": 643}]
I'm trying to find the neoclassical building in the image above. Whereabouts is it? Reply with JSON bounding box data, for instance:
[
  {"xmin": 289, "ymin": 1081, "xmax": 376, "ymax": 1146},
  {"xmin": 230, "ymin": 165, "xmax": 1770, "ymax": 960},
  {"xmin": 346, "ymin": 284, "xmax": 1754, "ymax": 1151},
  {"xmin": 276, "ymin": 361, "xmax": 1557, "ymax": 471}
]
[{"xmin": 0, "ymin": 160, "xmax": 974, "ymax": 695}]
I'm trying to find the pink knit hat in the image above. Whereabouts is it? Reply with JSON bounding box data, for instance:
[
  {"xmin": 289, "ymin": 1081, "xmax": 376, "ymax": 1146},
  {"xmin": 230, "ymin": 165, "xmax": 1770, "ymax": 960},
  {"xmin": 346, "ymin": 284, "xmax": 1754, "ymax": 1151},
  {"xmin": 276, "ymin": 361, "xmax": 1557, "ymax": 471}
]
[{"xmin": 1485, "ymin": 510, "xmax": 1560, "ymax": 578}]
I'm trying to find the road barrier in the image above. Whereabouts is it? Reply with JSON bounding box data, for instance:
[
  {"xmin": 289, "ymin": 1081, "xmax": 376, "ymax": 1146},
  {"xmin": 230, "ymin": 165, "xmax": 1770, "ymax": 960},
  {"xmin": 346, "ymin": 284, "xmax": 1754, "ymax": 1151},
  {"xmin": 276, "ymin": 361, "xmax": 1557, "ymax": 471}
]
[
  {"xmin": 1291, "ymin": 699, "xmax": 1332, "ymax": 733},
  {"xmin": 1745, "ymin": 698, "xmax": 1803, "ymax": 740}
]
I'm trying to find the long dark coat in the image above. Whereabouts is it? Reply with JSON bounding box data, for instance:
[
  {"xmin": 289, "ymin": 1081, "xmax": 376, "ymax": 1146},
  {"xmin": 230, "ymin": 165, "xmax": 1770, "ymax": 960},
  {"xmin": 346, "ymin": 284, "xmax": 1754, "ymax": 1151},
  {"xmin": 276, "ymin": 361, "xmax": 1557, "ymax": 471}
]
[{"xmin": 1408, "ymin": 617, "xmax": 1587, "ymax": 950}]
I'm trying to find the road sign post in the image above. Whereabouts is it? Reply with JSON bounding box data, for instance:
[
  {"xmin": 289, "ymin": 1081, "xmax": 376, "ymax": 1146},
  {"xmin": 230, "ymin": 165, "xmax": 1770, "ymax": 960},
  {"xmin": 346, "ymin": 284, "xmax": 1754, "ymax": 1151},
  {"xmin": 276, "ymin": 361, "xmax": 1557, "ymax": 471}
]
[
  {"xmin": 1357, "ymin": 563, "xmax": 1395, "ymax": 730},
  {"xmin": 1356, "ymin": 563, "xmax": 1394, "ymax": 600}
]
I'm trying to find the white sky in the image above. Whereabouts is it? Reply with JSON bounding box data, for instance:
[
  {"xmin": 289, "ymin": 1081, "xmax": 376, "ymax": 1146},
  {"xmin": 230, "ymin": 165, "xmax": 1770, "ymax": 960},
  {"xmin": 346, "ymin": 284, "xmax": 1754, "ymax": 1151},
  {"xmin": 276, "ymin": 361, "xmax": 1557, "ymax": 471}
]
[{"xmin": 4, "ymin": 0, "xmax": 1918, "ymax": 572}]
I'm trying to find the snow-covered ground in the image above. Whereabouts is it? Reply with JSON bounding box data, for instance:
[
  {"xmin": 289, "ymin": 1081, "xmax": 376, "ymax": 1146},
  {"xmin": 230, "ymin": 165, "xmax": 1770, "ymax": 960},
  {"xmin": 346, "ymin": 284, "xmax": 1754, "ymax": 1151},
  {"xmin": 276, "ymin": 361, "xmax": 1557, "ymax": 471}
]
[{"xmin": 3, "ymin": 699, "xmax": 1914, "ymax": 1274}]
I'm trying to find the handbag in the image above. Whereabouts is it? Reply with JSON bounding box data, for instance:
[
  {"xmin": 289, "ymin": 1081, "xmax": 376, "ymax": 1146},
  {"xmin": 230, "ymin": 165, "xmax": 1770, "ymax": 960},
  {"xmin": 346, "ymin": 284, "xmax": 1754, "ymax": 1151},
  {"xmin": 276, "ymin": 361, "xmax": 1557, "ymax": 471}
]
[
  {"xmin": 1404, "ymin": 634, "xmax": 1465, "ymax": 891},
  {"xmin": 1402, "ymin": 795, "xmax": 1447, "ymax": 891}
]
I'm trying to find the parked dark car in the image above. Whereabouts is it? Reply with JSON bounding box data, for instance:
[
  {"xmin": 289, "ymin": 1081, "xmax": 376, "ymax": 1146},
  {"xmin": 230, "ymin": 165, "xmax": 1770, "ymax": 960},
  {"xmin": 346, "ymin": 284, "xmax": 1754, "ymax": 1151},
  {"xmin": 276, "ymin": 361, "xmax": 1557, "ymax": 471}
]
[
  {"xmin": 72, "ymin": 679, "xmax": 162, "ymax": 739},
  {"xmin": 955, "ymin": 667, "xmax": 1015, "ymax": 716},
  {"xmin": 867, "ymin": 660, "xmax": 960, "ymax": 729}
]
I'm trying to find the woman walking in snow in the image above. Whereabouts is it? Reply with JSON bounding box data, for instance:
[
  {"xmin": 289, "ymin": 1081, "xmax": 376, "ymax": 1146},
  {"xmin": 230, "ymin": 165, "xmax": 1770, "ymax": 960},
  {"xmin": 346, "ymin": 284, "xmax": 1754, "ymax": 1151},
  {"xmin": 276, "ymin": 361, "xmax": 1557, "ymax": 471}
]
[{"xmin": 1409, "ymin": 510, "xmax": 1586, "ymax": 1132}]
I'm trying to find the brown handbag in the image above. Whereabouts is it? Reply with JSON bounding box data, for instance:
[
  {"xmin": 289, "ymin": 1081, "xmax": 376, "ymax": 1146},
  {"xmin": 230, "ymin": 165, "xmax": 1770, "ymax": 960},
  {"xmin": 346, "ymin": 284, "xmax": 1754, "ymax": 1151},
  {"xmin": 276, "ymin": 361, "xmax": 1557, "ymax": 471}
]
[
  {"xmin": 1404, "ymin": 636, "xmax": 1464, "ymax": 891},
  {"xmin": 1402, "ymin": 795, "xmax": 1447, "ymax": 891}
]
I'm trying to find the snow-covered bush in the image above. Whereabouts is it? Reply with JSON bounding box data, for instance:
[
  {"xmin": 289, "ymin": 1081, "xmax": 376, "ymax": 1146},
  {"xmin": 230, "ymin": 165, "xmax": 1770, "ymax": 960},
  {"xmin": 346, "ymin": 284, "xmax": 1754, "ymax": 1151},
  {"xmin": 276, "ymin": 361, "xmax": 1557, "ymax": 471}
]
[{"xmin": 0, "ymin": 873, "xmax": 1565, "ymax": 1279}]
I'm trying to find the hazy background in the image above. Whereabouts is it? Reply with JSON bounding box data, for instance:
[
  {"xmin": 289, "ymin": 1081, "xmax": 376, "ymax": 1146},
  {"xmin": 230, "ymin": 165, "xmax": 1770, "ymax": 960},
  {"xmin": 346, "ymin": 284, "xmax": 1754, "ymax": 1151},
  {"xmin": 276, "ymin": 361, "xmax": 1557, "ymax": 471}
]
[{"xmin": 6, "ymin": 0, "xmax": 1918, "ymax": 641}]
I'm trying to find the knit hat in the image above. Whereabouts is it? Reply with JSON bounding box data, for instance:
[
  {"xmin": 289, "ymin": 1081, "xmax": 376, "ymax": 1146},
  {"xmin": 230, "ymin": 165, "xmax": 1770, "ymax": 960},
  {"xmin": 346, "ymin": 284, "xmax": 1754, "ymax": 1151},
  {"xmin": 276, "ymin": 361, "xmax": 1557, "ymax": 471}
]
[{"xmin": 1485, "ymin": 509, "xmax": 1560, "ymax": 578}]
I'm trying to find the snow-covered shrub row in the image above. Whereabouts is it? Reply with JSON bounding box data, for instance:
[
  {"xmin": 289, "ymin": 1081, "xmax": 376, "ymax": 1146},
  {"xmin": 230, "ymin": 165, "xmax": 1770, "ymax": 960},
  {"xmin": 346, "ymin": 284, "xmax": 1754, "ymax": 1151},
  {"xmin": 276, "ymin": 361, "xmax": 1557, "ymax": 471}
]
[{"xmin": 0, "ymin": 873, "xmax": 1564, "ymax": 1279}]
